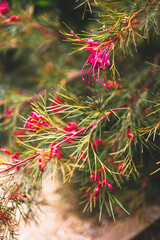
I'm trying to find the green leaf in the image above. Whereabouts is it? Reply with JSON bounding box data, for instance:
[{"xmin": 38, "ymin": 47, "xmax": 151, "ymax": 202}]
[
  {"xmin": 37, "ymin": 0, "xmax": 53, "ymax": 7},
  {"xmin": 112, "ymin": 195, "xmax": 130, "ymax": 215},
  {"xmin": 108, "ymin": 196, "xmax": 115, "ymax": 221}
]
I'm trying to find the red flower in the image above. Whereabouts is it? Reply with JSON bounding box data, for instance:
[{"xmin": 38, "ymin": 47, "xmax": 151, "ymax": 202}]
[
  {"xmin": 63, "ymin": 122, "xmax": 81, "ymax": 144},
  {"xmin": 8, "ymin": 15, "xmax": 21, "ymax": 22},
  {"xmin": 93, "ymin": 177, "xmax": 113, "ymax": 197},
  {"xmin": 105, "ymin": 182, "xmax": 113, "ymax": 191},
  {"xmin": 91, "ymin": 169, "xmax": 113, "ymax": 197},
  {"xmin": 0, "ymin": 2, "xmax": 9, "ymax": 14},
  {"xmin": 71, "ymin": 31, "xmax": 111, "ymax": 87},
  {"xmin": 107, "ymin": 80, "xmax": 122, "ymax": 89},
  {"xmin": 93, "ymin": 139, "xmax": 107, "ymax": 148},
  {"xmin": 107, "ymin": 81, "xmax": 117, "ymax": 89},
  {"xmin": 0, "ymin": 148, "xmax": 11, "ymax": 155},
  {"xmin": 11, "ymin": 152, "xmax": 20, "ymax": 160},
  {"xmin": 118, "ymin": 78, "xmax": 123, "ymax": 82},
  {"xmin": 36, "ymin": 143, "xmax": 63, "ymax": 172},
  {"xmin": 94, "ymin": 185, "xmax": 101, "ymax": 197},
  {"xmin": 50, "ymin": 142, "xmax": 63, "ymax": 159},
  {"xmin": 24, "ymin": 111, "xmax": 52, "ymax": 133},
  {"xmin": 9, "ymin": 185, "xmax": 27, "ymax": 203},
  {"xmin": 118, "ymin": 163, "xmax": 123, "ymax": 171},
  {"xmin": 118, "ymin": 163, "xmax": 124, "ymax": 176},
  {"xmin": 0, "ymin": 212, "xmax": 9, "ymax": 221},
  {"xmin": 72, "ymin": 149, "xmax": 87, "ymax": 163},
  {"xmin": 63, "ymin": 122, "xmax": 78, "ymax": 131},
  {"xmin": 5, "ymin": 107, "xmax": 13, "ymax": 116},
  {"xmin": 50, "ymin": 97, "xmax": 65, "ymax": 113},
  {"xmin": 127, "ymin": 129, "xmax": 136, "ymax": 141}
]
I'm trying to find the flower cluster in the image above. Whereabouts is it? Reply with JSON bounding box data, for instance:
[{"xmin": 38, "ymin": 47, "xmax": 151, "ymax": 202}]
[
  {"xmin": 0, "ymin": 209, "xmax": 9, "ymax": 221},
  {"xmin": 127, "ymin": 129, "xmax": 136, "ymax": 141},
  {"xmin": 9, "ymin": 185, "xmax": 27, "ymax": 203},
  {"xmin": 9, "ymin": 193, "xmax": 27, "ymax": 202},
  {"xmin": 71, "ymin": 149, "xmax": 87, "ymax": 163},
  {"xmin": 91, "ymin": 169, "xmax": 113, "ymax": 198},
  {"xmin": 24, "ymin": 111, "xmax": 53, "ymax": 133},
  {"xmin": 71, "ymin": 31, "xmax": 111, "ymax": 87},
  {"xmin": 0, "ymin": 148, "xmax": 11, "ymax": 155},
  {"xmin": 107, "ymin": 80, "xmax": 122, "ymax": 90},
  {"xmin": 50, "ymin": 96, "xmax": 65, "ymax": 113},
  {"xmin": 118, "ymin": 163, "xmax": 124, "ymax": 176},
  {"xmin": 78, "ymin": 149, "xmax": 87, "ymax": 163},
  {"xmin": 36, "ymin": 142, "xmax": 63, "ymax": 172},
  {"xmin": 63, "ymin": 121, "xmax": 81, "ymax": 143},
  {"xmin": 5, "ymin": 107, "xmax": 14, "ymax": 116},
  {"xmin": 93, "ymin": 139, "xmax": 107, "ymax": 148},
  {"xmin": 0, "ymin": 148, "xmax": 21, "ymax": 171},
  {"xmin": 8, "ymin": 15, "xmax": 21, "ymax": 22},
  {"xmin": 0, "ymin": 1, "xmax": 9, "ymax": 14},
  {"xmin": 0, "ymin": 2, "xmax": 20, "ymax": 22},
  {"xmin": 0, "ymin": 148, "xmax": 20, "ymax": 160}
]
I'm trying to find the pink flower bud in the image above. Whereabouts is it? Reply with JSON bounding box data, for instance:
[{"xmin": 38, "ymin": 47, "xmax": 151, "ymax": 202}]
[
  {"xmin": 93, "ymin": 139, "xmax": 107, "ymax": 148},
  {"xmin": 9, "ymin": 15, "xmax": 21, "ymax": 22},
  {"xmin": 50, "ymin": 97, "xmax": 65, "ymax": 113},
  {"xmin": 63, "ymin": 122, "xmax": 78, "ymax": 131},
  {"xmin": 11, "ymin": 152, "xmax": 20, "ymax": 159},
  {"xmin": 0, "ymin": 2, "xmax": 9, "ymax": 14},
  {"xmin": 5, "ymin": 107, "xmax": 13, "ymax": 116},
  {"xmin": 94, "ymin": 185, "xmax": 101, "ymax": 197},
  {"xmin": 21, "ymin": 194, "xmax": 27, "ymax": 198},
  {"xmin": 0, "ymin": 148, "xmax": 11, "ymax": 155},
  {"xmin": 118, "ymin": 163, "xmax": 123, "ymax": 171},
  {"xmin": 127, "ymin": 129, "xmax": 136, "ymax": 141},
  {"xmin": 105, "ymin": 182, "xmax": 113, "ymax": 191}
]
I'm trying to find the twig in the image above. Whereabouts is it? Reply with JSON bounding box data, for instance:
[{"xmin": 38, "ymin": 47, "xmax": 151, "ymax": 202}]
[{"xmin": 0, "ymin": 154, "xmax": 37, "ymax": 175}]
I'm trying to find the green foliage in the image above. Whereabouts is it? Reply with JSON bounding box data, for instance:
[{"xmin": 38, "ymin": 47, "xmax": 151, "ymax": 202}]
[{"xmin": 0, "ymin": 0, "xmax": 160, "ymax": 239}]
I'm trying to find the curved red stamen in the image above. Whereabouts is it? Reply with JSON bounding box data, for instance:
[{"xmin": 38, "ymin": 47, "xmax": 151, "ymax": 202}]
[
  {"xmin": 81, "ymin": 59, "xmax": 89, "ymax": 81},
  {"xmin": 86, "ymin": 66, "xmax": 92, "ymax": 85},
  {"xmin": 97, "ymin": 67, "xmax": 107, "ymax": 87},
  {"xmin": 71, "ymin": 31, "xmax": 87, "ymax": 43}
]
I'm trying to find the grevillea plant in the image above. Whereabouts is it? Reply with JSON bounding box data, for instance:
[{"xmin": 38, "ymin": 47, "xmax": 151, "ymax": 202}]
[{"xmin": 0, "ymin": 0, "xmax": 160, "ymax": 239}]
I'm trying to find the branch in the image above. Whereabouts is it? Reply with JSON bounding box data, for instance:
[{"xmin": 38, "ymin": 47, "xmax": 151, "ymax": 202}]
[{"xmin": 0, "ymin": 154, "xmax": 37, "ymax": 175}]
